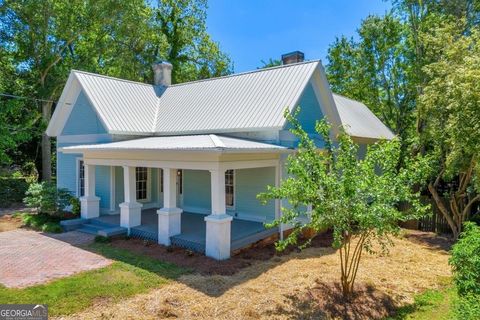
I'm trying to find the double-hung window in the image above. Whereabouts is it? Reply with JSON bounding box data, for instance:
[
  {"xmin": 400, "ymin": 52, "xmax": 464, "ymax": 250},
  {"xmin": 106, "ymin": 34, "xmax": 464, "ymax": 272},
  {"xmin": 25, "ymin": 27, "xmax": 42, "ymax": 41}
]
[
  {"xmin": 136, "ymin": 167, "xmax": 148, "ymax": 201},
  {"xmin": 225, "ymin": 169, "xmax": 234, "ymax": 207}
]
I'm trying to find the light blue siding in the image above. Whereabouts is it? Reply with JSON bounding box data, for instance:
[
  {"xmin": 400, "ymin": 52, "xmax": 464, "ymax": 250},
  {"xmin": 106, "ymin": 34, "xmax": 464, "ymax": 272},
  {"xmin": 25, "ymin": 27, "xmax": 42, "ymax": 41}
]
[
  {"xmin": 61, "ymin": 91, "xmax": 107, "ymax": 135},
  {"xmin": 56, "ymin": 148, "xmax": 80, "ymax": 195},
  {"xmin": 236, "ymin": 167, "xmax": 275, "ymax": 221},
  {"xmin": 183, "ymin": 170, "xmax": 211, "ymax": 214},
  {"xmin": 280, "ymin": 82, "xmax": 326, "ymax": 148},
  {"xmin": 295, "ymin": 82, "xmax": 324, "ymax": 134}
]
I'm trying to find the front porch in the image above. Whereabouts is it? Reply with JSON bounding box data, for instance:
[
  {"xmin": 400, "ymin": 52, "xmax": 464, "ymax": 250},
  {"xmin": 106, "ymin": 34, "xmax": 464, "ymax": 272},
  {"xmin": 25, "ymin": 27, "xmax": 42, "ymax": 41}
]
[
  {"xmin": 62, "ymin": 135, "xmax": 290, "ymax": 260},
  {"xmin": 92, "ymin": 209, "xmax": 278, "ymax": 253}
]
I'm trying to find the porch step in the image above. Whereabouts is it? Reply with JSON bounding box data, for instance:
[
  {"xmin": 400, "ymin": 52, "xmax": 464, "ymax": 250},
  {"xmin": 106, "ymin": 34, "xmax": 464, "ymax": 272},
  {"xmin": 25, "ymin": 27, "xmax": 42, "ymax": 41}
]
[
  {"xmin": 88, "ymin": 219, "xmax": 118, "ymax": 228},
  {"xmin": 98, "ymin": 227, "xmax": 127, "ymax": 238},
  {"xmin": 75, "ymin": 221, "xmax": 127, "ymax": 238},
  {"xmin": 76, "ymin": 225, "xmax": 103, "ymax": 235}
]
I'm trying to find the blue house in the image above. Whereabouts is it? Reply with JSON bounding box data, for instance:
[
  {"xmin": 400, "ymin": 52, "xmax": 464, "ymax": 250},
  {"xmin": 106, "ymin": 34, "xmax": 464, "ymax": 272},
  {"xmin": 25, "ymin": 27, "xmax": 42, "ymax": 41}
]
[{"xmin": 46, "ymin": 52, "xmax": 393, "ymax": 260}]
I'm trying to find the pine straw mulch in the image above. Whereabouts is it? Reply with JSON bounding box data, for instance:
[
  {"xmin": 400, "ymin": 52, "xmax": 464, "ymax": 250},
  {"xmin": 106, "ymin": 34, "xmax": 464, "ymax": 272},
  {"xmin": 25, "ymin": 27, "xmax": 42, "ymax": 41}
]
[
  {"xmin": 56, "ymin": 230, "xmax": 452, "ymax": 320},
  {"xmin": 0, "ymin": 214, "xmax": 24, "ymax": 232}
]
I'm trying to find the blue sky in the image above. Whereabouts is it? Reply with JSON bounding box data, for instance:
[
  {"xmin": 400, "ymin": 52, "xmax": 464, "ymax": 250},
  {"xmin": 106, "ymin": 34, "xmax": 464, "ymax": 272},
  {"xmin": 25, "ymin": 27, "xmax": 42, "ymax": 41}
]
[{"xmin": 206, "ymin": 0, "xmax": 391, "ymax": 72}]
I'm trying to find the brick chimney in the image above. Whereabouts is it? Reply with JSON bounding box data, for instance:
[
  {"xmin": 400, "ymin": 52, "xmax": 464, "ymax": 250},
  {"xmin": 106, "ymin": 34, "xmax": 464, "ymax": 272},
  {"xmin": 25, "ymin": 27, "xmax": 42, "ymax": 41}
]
[
  {"xmin": 152, "ymin": 61, "xmax": 173, "ymax": 86},
  {"xmin": 281, "ymin": 51, "xmax": 305, "ymax": 65}
]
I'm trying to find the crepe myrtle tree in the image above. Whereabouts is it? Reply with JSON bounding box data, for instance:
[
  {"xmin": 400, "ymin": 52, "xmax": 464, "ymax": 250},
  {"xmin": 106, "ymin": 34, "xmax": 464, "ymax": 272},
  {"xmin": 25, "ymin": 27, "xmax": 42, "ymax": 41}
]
[{"xmin": 258, "ymin": 111, "xmax": 430, "ymax": 298}]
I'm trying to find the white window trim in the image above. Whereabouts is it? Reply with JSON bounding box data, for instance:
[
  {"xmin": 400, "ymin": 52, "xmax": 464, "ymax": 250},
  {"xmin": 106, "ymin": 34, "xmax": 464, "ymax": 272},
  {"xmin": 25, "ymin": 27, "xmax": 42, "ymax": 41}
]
[
  {"xmin": 225, "ymin": 169, "xmax": 235, "ymax": 209},
  {"xmin": 76, "ymin": 157, "xmax": 84, "ymax": 198},
  {"xmin": 136, "ymin": 167, "xmax": 152, "ymax": 203}
]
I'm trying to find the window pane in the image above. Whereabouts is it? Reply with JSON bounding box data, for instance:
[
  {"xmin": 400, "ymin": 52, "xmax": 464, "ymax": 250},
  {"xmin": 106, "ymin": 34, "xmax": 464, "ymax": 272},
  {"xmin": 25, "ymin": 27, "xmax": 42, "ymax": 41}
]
[
  {"xmin": 136, "ymin": 167, "xmax": 148, "ymax": 200},
  {"xmin": 225, "ymin": 170, "xmax": 234, "ymax": 206}
]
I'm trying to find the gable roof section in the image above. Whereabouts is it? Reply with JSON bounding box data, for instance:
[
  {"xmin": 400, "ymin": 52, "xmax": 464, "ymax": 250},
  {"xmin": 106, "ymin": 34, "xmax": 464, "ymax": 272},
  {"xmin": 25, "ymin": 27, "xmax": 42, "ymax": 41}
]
[
  {"xmin": 47, "ymin": 60, "xmax": 394, "ymax": 141},
  {"xmin": 47, "ymin": 61, "xmax": 319, "ymax": 137},
  {"xmin": 153, "ymin": 61, "xmax": 318, "ymax": 134},
  {"xmin": 333, "ymin": 94, "xmax": 395, "ymax": 140}
]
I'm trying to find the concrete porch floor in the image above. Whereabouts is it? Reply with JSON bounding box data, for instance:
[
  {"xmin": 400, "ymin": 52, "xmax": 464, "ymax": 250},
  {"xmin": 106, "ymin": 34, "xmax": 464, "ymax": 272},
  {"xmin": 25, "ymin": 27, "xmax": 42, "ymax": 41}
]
[{"xmin": 94, "ymin": 209, "xmax": 278, "ymax": 253}]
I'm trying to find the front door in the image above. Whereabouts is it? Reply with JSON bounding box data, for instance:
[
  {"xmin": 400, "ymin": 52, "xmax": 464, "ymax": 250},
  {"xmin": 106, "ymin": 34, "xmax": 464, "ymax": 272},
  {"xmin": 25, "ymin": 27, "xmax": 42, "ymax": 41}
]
[{"xmin": 176, "ymin": 169, "xmax": 183, "ymax": 208}]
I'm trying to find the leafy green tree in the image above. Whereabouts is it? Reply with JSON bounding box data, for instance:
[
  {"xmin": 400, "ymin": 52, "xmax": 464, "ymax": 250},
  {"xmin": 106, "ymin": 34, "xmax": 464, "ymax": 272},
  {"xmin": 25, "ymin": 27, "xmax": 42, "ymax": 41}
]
[
  {"xmin": 419, "ymin": 21, "xmax": 480, "ymax": 239},
  {"xmin": 153, "ymin": 0, "xmax": 232, "ymax": 83},
  {"xmin": 0, "ymin": 0, "xmax": 231, "ymax": 178},
  {"xmin": 326, "ymin": 14, "xmax": 416, "ymax": 167},
  {"xmin": 259, "ymin": 111, "xmax": 429, "ymax": 298},
  {"xmin": 258, "ymin": 58, "xmax": 282, "ymax": 69}
]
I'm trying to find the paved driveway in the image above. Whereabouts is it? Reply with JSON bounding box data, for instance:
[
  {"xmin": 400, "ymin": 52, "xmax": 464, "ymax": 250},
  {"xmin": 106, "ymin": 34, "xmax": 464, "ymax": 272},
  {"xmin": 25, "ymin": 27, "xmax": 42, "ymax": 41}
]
[{"xmin": 0, "ymin": 230, "xmax": 112, "ymax": 288}]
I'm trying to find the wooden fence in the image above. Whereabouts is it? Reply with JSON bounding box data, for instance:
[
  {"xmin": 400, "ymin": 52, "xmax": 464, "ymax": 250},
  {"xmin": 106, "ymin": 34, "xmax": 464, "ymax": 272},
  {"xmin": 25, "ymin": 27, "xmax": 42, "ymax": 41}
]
[{"xmin": 418, "ymin": 197, "xmax": 451, "ymax": 234}]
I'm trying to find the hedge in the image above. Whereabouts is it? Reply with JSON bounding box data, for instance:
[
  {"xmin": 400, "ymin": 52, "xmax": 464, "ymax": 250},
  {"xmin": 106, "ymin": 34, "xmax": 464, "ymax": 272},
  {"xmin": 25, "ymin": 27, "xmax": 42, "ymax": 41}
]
[{"xmin": 0, "ymin": 177, "xmax": 29, "ymax": 207}]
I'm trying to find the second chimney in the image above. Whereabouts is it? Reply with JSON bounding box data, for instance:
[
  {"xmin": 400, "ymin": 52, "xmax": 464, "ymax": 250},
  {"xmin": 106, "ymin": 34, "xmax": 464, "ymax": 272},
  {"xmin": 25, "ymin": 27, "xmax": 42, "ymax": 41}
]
[
  {"xmin": 281, "ymin": 51, "xmax": 305, "ymax": 65},
  {"xmin": 152, "ymin": 61, "xmax": 173, "ymax": 86}
]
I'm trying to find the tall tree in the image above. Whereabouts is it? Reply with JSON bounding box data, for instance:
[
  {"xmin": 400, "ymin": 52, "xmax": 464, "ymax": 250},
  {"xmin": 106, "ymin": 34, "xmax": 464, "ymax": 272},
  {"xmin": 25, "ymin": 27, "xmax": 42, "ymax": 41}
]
[
  {"xmin": 153, "ymin": 0, "xmax": 232, "ymax": 84},
  {"xmin": 420, "ymin": 21, "xmax": 480, "ymax": 239},
  {"xmin": 0, "ymin": 0, "xmax": 129, "ymax": 180},
  {"xmin": 0, "ymin": 0, "xmax": 231, "ymax": 179},
  {"xmin": 326, "ymin": 14, "xmax": 415, "ymax": 167}
]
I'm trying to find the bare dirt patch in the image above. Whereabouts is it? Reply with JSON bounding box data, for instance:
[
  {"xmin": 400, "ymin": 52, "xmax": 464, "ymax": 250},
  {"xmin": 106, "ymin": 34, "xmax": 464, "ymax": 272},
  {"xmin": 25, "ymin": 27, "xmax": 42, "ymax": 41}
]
[
  {"xmin": 0, "ymin": 214, "xmax": 23, "ymax": 232},
  {"xmin": 59, "ymin": 229, "xmax": 451, "ymax": 320},
  {"xmin": 111, "ymin": 231, "xmax": 333, "ymax": 276}
]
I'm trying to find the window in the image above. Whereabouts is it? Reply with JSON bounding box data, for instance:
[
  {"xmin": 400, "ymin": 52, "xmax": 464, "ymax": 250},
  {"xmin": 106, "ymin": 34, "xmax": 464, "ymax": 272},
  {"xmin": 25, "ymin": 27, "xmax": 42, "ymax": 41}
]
[
  {"xmin": 136, "ymin": 167, "xmax": 148, "ymax": 201},
  {"xmin": 225, "ymin": 169, "xmax": 234, "ymax": 207},
  {"xmin": 78, "ymin": 160, "xmax": 85, "ymax": 197}
]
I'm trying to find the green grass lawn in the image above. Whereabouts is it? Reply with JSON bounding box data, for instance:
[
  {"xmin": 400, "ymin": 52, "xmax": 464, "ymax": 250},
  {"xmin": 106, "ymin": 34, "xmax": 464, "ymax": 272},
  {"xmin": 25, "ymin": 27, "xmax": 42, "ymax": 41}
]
[
  {"xmin": 388, "ymin": 279, "xmax": 457, "ymax": 320},
  {"xmin": 0, "ymin": 243, "xmax": 189, "ymax": 316}
]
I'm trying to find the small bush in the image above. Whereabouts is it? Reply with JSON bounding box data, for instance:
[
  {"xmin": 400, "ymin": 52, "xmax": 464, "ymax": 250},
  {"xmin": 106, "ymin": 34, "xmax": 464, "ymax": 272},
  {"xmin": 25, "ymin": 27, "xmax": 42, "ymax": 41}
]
[
  {"xmin": 41, "ymin": 222, "xmax": 63, "ymax": 233},
  {"xmin": 21, "ymin": 213, "xmax": 62, "ymax": 233},
  {"xmin": 449, "ymin": 222, "xmax": 480, "ymax": 296},
  {"xmin": 69, "ymin": 197, "xmax": 81, "ymax": 216},
  {"xmin": 23, "ymin": 182, "xmax": 74, "ymax": 216},
  {"xmin": 454, "ymin": 293, "xmax": 480, "ymax": 320},
  {"xmin": 94, "ymin": 235, "xmax": 111, "ymax": 243}
]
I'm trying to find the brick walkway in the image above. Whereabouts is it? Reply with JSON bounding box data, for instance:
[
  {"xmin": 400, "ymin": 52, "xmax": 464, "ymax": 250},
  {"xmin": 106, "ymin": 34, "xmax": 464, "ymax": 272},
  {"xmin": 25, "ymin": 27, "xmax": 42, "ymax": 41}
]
[{"xmin": 0, "ymin": 230, "xmax": 112, "ymax": 288}]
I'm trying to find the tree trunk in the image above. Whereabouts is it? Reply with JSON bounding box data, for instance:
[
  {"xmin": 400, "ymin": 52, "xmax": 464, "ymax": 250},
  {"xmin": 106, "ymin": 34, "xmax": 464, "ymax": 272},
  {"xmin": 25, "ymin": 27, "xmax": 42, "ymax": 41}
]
[{"xmin": 41, "ymin": 101, "xmax": 53, "ymax": 182}]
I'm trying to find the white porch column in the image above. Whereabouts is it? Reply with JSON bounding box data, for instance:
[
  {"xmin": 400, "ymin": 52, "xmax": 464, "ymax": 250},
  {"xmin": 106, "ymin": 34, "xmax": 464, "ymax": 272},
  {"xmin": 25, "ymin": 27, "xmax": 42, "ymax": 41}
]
[
  {"xmin": 80, "ymin": 164, "xmax": 100, "ymax": 219},
  {"xmin": 119, "ymin": 166, "xmax": 142, "ymax": 231},
  {"xmin": 205, "ymin": 168, "xmax": 232, "ymax": 260},
  {"xmin": 157, "ymin": 168, "xmax": 182, "ymax": 245}
]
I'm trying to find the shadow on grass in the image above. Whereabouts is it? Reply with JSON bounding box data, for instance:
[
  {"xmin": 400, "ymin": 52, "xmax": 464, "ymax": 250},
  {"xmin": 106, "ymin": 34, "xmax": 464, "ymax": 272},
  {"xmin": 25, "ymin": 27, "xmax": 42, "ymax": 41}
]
[{"xmin": 89, "ymin": 242, "xmax": 191, "ymax": 280}]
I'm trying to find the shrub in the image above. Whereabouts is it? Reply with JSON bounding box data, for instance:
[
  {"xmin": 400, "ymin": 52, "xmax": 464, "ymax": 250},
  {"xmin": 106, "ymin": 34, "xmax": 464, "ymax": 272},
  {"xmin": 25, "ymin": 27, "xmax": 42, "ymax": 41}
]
[
  {"xmin": 449, "ymin": 222, "xmax": 480, "ymax": 296},
  {"xmin": 23, "ymin": 182, "xmax": 73, "ymax": 216},
  {"xmin": 454, "ymin": 293, "xmax": 480, "ymax": 320},
  {"xmin": 21, "ymin": 213, "xmax": 63, "ymax": 233},
  {"xmin": 69, "ymin": 197, "xmax": 81, "ymax": 216},
  {"xmin": 41, "ymin": 222, "xmax": 63, "ymax": 233},
  {"xmin": 0, "ymin": 176, "xmax": 29, "ymax": 207}
]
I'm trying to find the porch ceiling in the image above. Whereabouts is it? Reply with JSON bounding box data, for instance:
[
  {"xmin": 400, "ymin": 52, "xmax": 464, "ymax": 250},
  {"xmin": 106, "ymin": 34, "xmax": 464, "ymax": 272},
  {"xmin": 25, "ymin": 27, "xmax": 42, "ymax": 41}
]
[{"xmin": 61, "ymin": 134, "xmax": 291, "ymax": 154}]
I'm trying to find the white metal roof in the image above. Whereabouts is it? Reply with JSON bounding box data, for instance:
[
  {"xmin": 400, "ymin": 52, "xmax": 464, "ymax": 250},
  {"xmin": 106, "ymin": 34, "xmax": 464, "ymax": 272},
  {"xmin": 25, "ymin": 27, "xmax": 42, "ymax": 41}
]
[
  {"xmin": 61, "ymin": 134, "xmax": 290, "ymax": 153},
  {"xmin": 154, "ymin": 61, "xmax": 319, "ymax": 134},
  {"xmin": 333, "ymin": 94, "xmax": 395, "ymax": 140},
  {"xmin": 74, "ymin": 71, "xmax": 161, "ymax": 134},
  {"xmin": 47, "ymin": 60, "xmax": 394, "ymax": 141}
]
